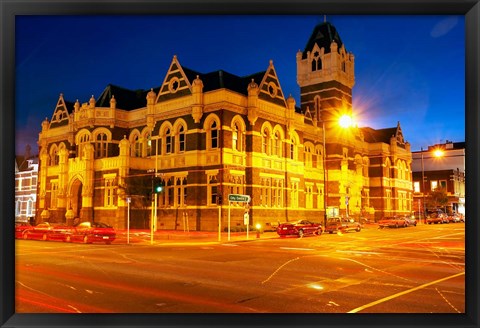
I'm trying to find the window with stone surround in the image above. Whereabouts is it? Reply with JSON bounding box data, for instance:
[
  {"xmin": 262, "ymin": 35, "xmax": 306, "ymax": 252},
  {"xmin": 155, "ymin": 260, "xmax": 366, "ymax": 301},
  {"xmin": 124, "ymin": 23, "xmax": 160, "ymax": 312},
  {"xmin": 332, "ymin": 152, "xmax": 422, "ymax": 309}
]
[{"xmin": 104, "ymin": 175, "xmax": 116, "ymax": 207}]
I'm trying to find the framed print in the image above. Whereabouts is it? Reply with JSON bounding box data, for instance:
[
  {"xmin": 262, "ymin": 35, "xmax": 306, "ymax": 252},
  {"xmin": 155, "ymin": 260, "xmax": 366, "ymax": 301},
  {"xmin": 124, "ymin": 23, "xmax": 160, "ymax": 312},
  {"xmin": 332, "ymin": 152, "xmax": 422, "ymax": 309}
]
[{"xmin": 1, "ymin": 0, "xmax": 479, "ymax": 328}]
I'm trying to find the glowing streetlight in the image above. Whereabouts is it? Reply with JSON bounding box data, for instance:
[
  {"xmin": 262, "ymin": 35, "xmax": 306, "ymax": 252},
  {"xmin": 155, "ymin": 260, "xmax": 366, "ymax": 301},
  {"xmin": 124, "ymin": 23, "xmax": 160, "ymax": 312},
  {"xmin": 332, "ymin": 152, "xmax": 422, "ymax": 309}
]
[
  {"xmin": 322, "ymin": 113, "xmax": 354, "ymax": 226},
  {"xmin": 433, "ymin": 149, "xmax": 444, "ymax": 158}
]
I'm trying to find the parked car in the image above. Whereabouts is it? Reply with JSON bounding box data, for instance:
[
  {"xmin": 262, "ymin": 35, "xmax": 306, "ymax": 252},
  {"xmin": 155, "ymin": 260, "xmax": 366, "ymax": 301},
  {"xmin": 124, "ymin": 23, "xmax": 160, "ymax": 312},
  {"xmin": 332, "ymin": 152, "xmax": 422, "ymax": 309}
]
[
  {"xmin": 15, "ymin": 221, "xmax": 32, "ymax": 239},
  {"xmin": 276, "ymin": 220, "xmax": 323, "ymax": 238},
  {"xmin": 426, "ymin": 212, "xmax": 449, "ymax": 224},
  {"xmin": 65, "ymin": 221, "xmax": 116, "ymax": 244},
  {"xmin": 325, "ymin": 217, "xmax": 362, "ymax": 234},
  {"xmin": 446, "ymin": 213, "xmax": 462, "ymax": 223},
  {"xmin": 378, "ymin": 216, "xmax": 408, "ymax": 228},
  {"xmin": 21, "ymin": 222, "xmax": 71, "ymax": 241},
  {"xmin": 403, "ymin": 215, "xmax": 417, "ymax": 226}
]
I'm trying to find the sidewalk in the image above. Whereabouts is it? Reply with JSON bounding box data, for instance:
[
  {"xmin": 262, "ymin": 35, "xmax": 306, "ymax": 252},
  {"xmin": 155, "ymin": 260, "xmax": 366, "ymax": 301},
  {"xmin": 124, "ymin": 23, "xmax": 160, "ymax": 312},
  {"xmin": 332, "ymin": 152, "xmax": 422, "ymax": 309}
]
[{"xmin": 115, "ymin": 228, "xmax": 279, "ymax": 246}]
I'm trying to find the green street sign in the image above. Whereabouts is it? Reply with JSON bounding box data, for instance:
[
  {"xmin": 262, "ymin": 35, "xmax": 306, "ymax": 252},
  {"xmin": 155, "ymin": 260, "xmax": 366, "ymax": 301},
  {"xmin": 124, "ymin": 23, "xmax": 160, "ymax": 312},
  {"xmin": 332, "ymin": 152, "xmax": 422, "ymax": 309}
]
[{"xmin": 228, "ymin": 194, "xmax": 251, "ymax": 203}]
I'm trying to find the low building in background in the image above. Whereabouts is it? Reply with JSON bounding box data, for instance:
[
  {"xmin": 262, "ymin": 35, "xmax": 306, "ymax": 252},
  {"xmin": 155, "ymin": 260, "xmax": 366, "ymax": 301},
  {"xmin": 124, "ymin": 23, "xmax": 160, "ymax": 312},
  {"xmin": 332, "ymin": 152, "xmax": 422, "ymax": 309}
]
[
  {"xmin": 411, "ymin": 141, "xmax": 465, "ymax": 219},
  {"xmin": 15, "ymin": 152, "xmax": 39, "ymax": 224}
]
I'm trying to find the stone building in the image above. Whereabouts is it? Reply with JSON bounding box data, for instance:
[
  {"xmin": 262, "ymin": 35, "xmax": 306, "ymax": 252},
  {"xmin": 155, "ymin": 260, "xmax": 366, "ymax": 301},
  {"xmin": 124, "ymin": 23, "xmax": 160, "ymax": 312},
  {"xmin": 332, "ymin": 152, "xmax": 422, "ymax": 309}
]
[{"xmin": 36, "ymin": 21, "xmax": 413, "ymax": 230}]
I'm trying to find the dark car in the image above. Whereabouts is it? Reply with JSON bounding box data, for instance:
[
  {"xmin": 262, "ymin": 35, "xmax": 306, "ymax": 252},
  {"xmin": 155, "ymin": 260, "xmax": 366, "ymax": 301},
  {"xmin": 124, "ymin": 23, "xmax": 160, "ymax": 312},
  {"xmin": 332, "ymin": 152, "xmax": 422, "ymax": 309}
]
[
  {"xmin": 21, "ymin": 222, "xmax": 71, "ymax": 241},
  {"xmin": 378, "ymin": 216, "xmax": 408, "ymax": 228},
  {"xmin": 276, "ymin": 220, "xmax": 323, "ymax": 238},
  {"xmin": 325, "ymin": 217, "xmax": 362, "ymax": 234},
  {"xmin": 65, "ymin": 221, "xmax": 116, "ymax": 244}
]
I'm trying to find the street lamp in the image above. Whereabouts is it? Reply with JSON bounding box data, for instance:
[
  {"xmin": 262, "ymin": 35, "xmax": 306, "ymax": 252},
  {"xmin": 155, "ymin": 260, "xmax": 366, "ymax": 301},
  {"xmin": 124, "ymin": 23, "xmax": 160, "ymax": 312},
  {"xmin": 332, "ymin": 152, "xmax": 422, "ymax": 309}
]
[
  {"xmin": 322, "ymin": 114, "xmax": 353, "ymax": 227},
  {"xmin": 421, "ymin": 147, "xmax": 426, "ymax": 223}
]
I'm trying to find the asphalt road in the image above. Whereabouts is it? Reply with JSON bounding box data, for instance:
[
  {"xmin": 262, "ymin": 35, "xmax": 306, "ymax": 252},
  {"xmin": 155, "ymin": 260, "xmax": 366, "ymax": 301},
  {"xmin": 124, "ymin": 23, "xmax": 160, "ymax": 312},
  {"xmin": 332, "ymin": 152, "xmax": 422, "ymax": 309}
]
[{"xmin": 15, "ymin": 223, "xmax": 465, "ymax": 313}]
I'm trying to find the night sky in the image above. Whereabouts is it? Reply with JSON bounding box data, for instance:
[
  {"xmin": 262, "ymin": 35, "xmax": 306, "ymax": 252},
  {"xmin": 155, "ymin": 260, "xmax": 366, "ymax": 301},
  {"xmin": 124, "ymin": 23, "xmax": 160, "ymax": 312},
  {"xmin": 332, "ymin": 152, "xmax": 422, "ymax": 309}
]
[{"xmin": 15, "ymin": 15, "xmax": 465, "ymax": 156}]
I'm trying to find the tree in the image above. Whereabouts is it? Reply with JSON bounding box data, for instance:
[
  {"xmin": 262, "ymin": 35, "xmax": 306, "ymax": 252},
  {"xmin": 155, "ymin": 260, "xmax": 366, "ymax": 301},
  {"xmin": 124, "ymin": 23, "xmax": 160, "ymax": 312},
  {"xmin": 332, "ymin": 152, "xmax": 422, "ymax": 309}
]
[
  {"xmin": 117, "ymin": 174, "xmax": 154, "ymax": 228},
  {"xmin": 427, "ymin": 188, "xmax": 449, "ymax": 211}
]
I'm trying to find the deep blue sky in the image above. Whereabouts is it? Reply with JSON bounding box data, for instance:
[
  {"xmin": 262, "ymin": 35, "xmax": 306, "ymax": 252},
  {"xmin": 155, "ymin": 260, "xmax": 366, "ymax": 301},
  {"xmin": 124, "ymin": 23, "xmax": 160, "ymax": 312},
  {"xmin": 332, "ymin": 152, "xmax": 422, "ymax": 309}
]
[{"xmin": 15, "ymin": 15, "xmax": 465, "ymax": 155}]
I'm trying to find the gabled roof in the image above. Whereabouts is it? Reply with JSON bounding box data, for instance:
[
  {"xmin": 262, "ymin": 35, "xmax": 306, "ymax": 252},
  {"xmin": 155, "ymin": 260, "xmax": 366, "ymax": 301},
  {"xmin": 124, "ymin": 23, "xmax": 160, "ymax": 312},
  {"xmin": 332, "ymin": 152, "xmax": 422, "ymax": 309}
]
[
  {"xmin": 15, "ymin": 155, "xmax": 38, "ymax": 172},
  {"xmin": 49, "ymin": 94, "xmax": 74, "ymax": 128}
]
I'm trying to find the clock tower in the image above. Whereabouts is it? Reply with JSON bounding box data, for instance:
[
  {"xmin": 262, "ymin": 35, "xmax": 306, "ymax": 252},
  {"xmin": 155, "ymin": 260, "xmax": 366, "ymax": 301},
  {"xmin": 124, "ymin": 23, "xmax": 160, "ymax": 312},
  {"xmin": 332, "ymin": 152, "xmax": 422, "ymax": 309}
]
[{"xmin": 296, "ymin": 21, "xmax": 355, "ymax": 125}]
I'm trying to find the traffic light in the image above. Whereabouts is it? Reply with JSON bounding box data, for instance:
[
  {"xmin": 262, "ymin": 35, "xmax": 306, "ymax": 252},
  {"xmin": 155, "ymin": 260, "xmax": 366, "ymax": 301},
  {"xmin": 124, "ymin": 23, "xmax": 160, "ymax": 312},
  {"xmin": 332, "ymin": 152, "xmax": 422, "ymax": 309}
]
[
  {"xmin": 153, "ymin": 177, "xmax": 164, "ymax": 193},
  {"xmin": 217, "ymin": 195, "xmax": 222, "ymax": 205}
]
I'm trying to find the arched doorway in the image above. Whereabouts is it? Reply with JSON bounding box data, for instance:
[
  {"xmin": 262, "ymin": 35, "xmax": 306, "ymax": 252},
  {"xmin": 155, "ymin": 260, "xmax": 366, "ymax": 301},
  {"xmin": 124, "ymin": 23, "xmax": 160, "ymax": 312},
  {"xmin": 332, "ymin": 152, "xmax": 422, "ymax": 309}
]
[{"xmin": 70, "ymin": 179, "xmax": 83, "ymax": 219}]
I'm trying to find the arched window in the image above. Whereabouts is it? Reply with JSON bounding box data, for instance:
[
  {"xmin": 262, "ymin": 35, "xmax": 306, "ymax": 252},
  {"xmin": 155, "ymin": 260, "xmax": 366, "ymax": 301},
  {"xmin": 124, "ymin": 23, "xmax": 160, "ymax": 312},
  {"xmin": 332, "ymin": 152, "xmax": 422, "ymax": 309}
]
[
  {"xmin": 273, "ymin": 130, "xmax": 282, "ymax": 157},
  {"xmin": 95, "ymin": 133, "xmax": 108, "ymax": 158},
  {"xmin": 26, "ymin": 199, "xmax": 33, "ymax": 217},
  {"xmin": 132, "ymin": 134, "xmax": 141, "ymax": 157},
  {"xmin": 211, "ymin": 121, "xmax": 218, "ymax": 149},
  {"xmin": 50, "ymin": 145, "xmax": 59, "ymax": 166},
  {"xmin": 145, "ymin": 133, "xmax": 152, "ymax": 157},
  {"xmin": 177, "ymin": 125, "xmax": 186, "ymax": 153},
  {"xmin": 262, "ymin": 127, "xmax": 271, "ymax": 155},
  {"xmin": 311, "ymin": 51, "xmax": 322, "ymax": 71},
  {"xmin": 304, "ymin": 144, "xmax": 313, "ymax": 168},
  {"xmin": 165, "ymin": 128, "xmax": 172, "ymax": 154},
  {"xmin": 232, "ymin": 122, "xmax": 239, "ymax": 151},
  {"xmin": 77, "ymin": 133, "xmax": 90, "ymax": 159}
]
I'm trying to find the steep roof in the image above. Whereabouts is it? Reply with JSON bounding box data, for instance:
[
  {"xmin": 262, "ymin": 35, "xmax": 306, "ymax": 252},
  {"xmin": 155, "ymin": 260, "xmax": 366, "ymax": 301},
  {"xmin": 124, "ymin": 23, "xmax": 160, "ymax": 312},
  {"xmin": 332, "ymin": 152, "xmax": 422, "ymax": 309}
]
[
  {"xmin": 360, "ymin": 127, "xmax": 398, "ymax": 144},
  {"xmin": 183, "ymin": 67, "xmax": 266, "ymax": 95},
  {"xmin": 302, "ymin": 21, "xmax": 344, "ymax": 59},
  {"xmin": 96, "ymin": 84, "xmax": 161, "ymax": 110}
]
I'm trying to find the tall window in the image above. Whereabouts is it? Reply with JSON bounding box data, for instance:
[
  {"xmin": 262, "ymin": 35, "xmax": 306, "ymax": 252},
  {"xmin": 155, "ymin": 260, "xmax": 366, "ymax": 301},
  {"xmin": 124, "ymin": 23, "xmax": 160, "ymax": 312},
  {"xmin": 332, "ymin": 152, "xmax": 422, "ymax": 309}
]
[
  {"xmin": 15, "ymin": 200, "xmax": 21, "ymax": 217},
  {"xmin": 304, "ymin": 144, "xmax": 313, "ymax": 168},
  {"xmin": 291, "ymin": 181, "xmax": 299, "ymax": 208},
  {"xmin": 273, "ymin": 131, "xmax": 281, "ymax": 157},
  {"xmin": 208, "ymin": 174, "xmax": 218, "ymax": 205},
  {"xmin": 95, "ymin": 133, "xmax": 108, "ymax": 158},
  {"xmin": 26, "ymin": 199, "xmax": 33, "ymax": 217},
  {"xmin": 305, "ymin": 184, "xmax": 313, "ymax": 209},
  {"xmin": 145, "ymin": 133, "xmax": 152, "ymax": 157},
  {"xmin": 210, "ymin": 121, "xmax": 219, "ymax": 149},
  {"xmin": 262, "ymin": 128, "xmax": 271, "ymax": 155},
  {"xmin": 50, "ymin": 146, "xmax": 59, "ymax": 165},
  {"xmin": 311, "ymin": 51, "xmax": 322, "ymax": 71},
  {"xmin": 133, "ymin": 134, "xmax": 142, "ymax": 157},
  {"xmin": 104, "ymin": 177, "xmax": 115, "ymax": 207},
  {"xmin": 51, "ymin": 181, "xmax": 58, "ymax": 209},
  {"xmin": 165, "ymin": 128, "xmax": 172, "ymax": 154},
  {"xmin": 177, "ymin": 126, "xmax": 186, "ymax": 153},
  {"xmin": 77, "ymin": 133, "xmax": 90, "ymax": 158}
]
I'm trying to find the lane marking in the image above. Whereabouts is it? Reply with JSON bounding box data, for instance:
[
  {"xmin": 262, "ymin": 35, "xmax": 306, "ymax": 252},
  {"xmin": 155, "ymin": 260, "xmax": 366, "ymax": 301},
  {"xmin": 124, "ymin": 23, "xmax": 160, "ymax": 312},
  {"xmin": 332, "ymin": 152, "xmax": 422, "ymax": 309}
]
[
  {"xmin": 262, "ymin": 257, "xmax": 300, "ymax": 284},
  {"xmin": 280, "ymin": 247, "xmax": 315, "ymax": 251},
  {"xmin": 347, "ymin": 271, "xmax": 465, "ymax": 313}
]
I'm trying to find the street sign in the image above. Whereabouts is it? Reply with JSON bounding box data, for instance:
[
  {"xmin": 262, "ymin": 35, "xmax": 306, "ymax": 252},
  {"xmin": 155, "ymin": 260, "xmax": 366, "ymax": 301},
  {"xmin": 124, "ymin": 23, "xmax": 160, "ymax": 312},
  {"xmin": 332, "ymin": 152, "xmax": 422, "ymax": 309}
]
[{"xmin": 228, "ymin": 194, "xmax": 251, "ymax": 203}]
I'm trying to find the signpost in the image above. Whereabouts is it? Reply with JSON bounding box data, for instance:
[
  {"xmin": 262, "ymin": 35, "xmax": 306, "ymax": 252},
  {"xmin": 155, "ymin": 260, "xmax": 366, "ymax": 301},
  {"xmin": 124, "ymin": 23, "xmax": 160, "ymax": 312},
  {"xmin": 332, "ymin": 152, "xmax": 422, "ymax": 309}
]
[
  {"xmin": 227, "ymin": 194, "xmax": 251, "ymax": 241},
  {"xmin": 126, "ymin": 197, "xmax": 131, "ymax": 244}
]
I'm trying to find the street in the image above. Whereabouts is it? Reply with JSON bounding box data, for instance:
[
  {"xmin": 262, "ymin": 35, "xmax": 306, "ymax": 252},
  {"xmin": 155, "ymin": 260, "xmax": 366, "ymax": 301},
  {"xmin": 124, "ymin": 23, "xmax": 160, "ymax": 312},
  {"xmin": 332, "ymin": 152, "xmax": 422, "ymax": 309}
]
[{"xmin": 15, "ymin": 223, "xmax": 465, "ymax": 313}]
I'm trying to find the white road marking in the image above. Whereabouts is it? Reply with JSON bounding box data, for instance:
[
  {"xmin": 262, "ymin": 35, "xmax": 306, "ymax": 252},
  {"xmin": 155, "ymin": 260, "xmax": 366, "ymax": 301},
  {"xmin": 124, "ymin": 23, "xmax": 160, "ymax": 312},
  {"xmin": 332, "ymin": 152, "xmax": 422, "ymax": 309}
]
[
  {"xmin": 262, "ymin": 257, "xmax": 300, "ymax": 284},
  {"xmin": 280, "ymin": 247, "xmax": 315, "ymax": 251},
  {"xmin": 67, "ymin": 305, "xmax": 82, "ymax": 313},
  {"xmin": 347, "ymin": 271, "xmax": 465, "ymax": 313}
]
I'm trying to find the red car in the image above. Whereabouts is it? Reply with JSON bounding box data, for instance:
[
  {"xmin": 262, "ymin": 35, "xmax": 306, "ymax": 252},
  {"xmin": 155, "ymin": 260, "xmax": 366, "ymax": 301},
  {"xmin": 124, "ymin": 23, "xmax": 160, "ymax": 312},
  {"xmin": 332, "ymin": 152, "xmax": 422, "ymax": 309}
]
[
  {"xmin": 21, "ymin": 222, "xmax": 71, "ymax": 241},
  {"xmin": 15, "ymin": 222, "xmax": 32, "ymax": 239},
  {"xmin": 277, "ymin": 220, "xmax": 323, "ymax": 238},
  {"xmin": 378, "ymin": 216, "xmax": 409, "ymax": 228},
  {"xmin": 65, "ymin": 221, "xmax": 116, "ymax": 244}
]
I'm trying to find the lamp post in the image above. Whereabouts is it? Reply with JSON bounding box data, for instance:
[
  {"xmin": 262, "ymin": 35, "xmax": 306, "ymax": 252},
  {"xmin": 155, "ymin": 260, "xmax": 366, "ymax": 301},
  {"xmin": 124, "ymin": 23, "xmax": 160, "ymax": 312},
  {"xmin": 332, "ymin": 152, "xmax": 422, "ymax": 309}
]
[
  {"xmin": 421, "ymin": 147, "xmax": 426, "ymax": 224},
  {"xmin": 322, "ymin": 114, "xmax": 353, "ymax": 227},
  {"xmin": 322, "ymin": 120, "xmax": 328, "ymax": 227}
]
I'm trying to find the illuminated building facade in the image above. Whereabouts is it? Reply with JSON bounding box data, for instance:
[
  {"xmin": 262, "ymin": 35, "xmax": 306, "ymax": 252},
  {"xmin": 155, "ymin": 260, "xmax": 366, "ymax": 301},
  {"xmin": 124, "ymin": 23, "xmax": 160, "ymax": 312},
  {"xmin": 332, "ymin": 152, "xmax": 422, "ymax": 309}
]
[{"xmin": 36, "ymin": 21, "xmax": 413, "ymax": 230}]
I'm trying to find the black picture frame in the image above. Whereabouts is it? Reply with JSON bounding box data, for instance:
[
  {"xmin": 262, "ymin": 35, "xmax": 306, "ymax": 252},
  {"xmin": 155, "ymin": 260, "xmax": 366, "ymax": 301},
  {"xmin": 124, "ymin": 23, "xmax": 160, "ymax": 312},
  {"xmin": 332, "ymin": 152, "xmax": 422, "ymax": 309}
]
[{"xmin": 1, "ymin": 1, "xmax": 479, "ymax": 328}]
